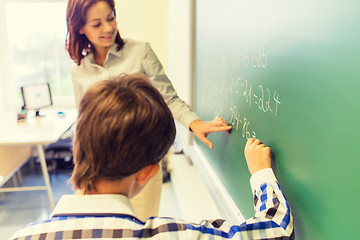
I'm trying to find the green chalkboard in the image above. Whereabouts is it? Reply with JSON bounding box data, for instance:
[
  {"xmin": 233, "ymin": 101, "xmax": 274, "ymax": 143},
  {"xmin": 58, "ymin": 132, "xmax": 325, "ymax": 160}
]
[{"xmin": 194, "ymin": 0, "xmax": 360, "ymax": 239}]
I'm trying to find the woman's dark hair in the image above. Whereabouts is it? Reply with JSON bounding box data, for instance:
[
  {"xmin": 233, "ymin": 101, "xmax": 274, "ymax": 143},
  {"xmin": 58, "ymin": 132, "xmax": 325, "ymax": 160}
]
[
  {"xmin": 66, "ymin": 0, "xmax": 124, "ymax": 65},
  {"xmin": 71, "ymin": 74, "xmax": 176, "ymax": 193}
]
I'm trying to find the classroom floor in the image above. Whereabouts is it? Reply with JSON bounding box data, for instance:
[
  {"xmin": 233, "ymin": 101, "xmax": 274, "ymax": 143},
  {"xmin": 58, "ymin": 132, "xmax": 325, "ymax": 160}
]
[{"xmin": 0, "ymin": 156, "xmax": 180, "ymax": 239}]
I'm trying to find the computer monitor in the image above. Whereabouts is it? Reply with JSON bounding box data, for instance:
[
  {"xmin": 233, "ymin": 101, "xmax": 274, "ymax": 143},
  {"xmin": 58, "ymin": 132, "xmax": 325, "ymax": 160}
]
[{"xmin": 21, "ymin": 83, "xmax": 53, "ymax": 117}]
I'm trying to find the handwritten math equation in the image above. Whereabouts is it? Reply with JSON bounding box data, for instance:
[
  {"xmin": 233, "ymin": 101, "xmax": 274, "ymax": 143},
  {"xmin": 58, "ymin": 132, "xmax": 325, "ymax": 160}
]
[
  {"xmin": 199, "ymin": 41, "xmax": 283, "ymax": 140},
  {"xmin": 229, "ymin": 79, "xmax": 281, "ymax": 116},
  {"xmin": 229, "ymin": 103, "xmax": 257, "ymax": 140},
  {"xmin": 226, "ymin": 78, "xmax": 281, "ymax": 139},
  {"xmin": 235, "ymin": 41, "xmax": 268, "ymax": 69}
]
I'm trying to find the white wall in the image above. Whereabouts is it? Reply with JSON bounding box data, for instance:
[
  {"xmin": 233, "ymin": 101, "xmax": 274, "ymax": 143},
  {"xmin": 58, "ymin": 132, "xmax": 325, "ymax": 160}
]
[
  {"xmin": 115, "ymin": 0, "xmax": 167, "ymax": 70},
  {"xmin": 167, "ymin": 0, "xmax": 191, "ymax": 103},
  {"xmin": 166, "ymin": 0, "xmax": 195, "ymax": 154}
]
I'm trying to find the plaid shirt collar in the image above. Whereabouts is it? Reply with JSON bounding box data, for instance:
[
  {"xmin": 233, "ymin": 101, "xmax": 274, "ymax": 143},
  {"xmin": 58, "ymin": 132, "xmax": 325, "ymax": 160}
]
[{"xmin": 52, "ymin": 194, "xmax": 137, "ymax": 218}]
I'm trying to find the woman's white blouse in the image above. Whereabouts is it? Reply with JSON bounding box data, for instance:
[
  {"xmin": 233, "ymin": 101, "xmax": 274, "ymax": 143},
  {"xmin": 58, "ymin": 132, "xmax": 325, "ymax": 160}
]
[{"xmin": 71, "ymin": 38, "xmax": 199, "ymax": 128}]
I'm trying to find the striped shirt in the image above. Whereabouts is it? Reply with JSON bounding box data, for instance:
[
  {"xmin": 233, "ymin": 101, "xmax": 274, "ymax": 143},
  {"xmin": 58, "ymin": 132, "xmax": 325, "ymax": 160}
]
[{"xmin": 10, "ymin": 168, "xmax": 294, "ymax": 239}]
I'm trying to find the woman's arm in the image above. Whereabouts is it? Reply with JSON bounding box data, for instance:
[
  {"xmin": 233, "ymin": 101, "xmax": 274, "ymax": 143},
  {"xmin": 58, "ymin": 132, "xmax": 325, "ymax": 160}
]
[{"xmin": 142, "ymin": 42, "xmax": 231, "ymax": 149}]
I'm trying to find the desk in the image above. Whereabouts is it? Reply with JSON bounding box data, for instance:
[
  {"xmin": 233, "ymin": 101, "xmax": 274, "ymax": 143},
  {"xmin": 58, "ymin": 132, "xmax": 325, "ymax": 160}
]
[{"xmin": 0, "ymin": 108, "xmax": 77, "ymax": 209}]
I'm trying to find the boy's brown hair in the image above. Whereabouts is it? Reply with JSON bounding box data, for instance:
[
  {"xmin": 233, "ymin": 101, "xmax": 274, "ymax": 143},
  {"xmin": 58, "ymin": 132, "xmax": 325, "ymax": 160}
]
[{"xmin": 71, "ymin": 74, "xmax": 176, "ymax": 193}]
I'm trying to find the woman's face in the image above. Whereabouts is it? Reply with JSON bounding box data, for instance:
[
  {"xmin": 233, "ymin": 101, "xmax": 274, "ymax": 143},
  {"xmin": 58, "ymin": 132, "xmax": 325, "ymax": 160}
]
[{"xmin": 80, "ymin": 1, "xmax": 117, "ymax": 53}]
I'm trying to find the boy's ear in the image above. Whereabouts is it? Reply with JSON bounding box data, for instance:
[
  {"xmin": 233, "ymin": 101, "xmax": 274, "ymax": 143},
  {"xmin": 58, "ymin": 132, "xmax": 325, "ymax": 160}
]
[{"xmin": 136, "ymin": 164, "xmax": 160, "ymax": 185}]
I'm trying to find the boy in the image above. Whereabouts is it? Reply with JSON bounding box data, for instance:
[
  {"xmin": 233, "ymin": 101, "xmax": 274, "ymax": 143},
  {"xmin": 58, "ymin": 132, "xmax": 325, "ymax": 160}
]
[{"xmin": 11, "ymin": 74, "xmax": 294, "ymax": 239}]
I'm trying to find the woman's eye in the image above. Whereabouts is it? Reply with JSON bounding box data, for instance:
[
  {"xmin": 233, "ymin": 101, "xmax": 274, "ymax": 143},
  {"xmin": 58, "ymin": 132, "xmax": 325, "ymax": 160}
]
[
  {"xmin": 93, "ymin": 22, "xmax": 101, "ymax": 28},
  {"xmin": 107, "ymin": 17, "xmax": 115, "ymax": 22}
]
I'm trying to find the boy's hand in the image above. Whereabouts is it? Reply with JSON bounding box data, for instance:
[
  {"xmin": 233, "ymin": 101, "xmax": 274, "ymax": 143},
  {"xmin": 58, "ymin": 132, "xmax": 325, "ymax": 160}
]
[{"xmin": 244, "ymin": 138, "xmax": 272, "ymax": 175}]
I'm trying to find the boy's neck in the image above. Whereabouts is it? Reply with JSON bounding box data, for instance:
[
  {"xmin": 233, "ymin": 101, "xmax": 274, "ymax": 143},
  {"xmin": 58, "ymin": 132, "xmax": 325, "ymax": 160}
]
[
  {"xmin": 78, "ymin": 175, "xmax": 137, "ymax": 198},
  {"xmin": 76, "ymin": 164, "xmax": 159, "ymax": 199}
]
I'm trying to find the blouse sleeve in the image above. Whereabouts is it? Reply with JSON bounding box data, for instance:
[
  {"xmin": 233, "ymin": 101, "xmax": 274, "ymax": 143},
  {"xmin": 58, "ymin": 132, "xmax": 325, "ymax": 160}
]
[
  {"xmin": 71, "ymin": 64, "xmax": 84, "ymax": 110},
  {"xmin": 141, "ymin": 42, "xmax": 200, "ymax": 129}
]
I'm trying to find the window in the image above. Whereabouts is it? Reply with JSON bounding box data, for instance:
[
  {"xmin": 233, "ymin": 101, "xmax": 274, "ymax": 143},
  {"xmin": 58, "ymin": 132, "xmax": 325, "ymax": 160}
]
[{"xmin": 2, "ymin": 0, "xmax": 74, "ymax": 109}]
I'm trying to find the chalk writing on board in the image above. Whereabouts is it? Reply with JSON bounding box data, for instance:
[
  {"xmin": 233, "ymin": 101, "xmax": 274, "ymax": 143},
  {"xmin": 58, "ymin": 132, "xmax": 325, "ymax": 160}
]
[
  {"xmin": 229, "ymin": 102, "xmax": 257, "ymax": 139},
  {"xmin": 233, "ymin": 42, "xmax": 268, "ymax": 69},
  {"xmin": 246, "ymin": 41, "xmax": 267, "ymax": 69},
  {"xmin": 230, "ymin": 79, "xmax": 281, "ymax": 116},
  {"xmin": 253, "ymin": 85, "xmax": 281, "ymax": 116},
  {"xmin": 198, "ymin": 40, "xmax": 281, "ymax": 138},
  {"xmin": 227, "ymin": 78, "xmax": 282, "ymax": 138}
]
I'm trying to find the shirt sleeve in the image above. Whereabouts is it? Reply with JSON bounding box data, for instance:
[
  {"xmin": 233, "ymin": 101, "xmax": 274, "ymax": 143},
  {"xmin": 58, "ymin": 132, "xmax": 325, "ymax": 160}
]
[
  {"xmin": 250, "ymin": 168, "xmax": 293, "ymax": 235},
  {"xmin": 186, "ymin": 168, "xmax": 294, "ymax": 239},
  {"xmin": 141, "ymin": 42, "xmax": 200, "ymax": 129},
  {"xmin": 71, "ymin": 64, "xmax": 84, "ymax": 110}
]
